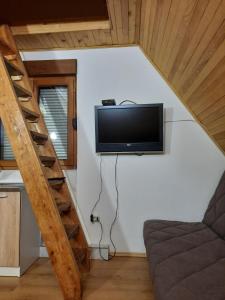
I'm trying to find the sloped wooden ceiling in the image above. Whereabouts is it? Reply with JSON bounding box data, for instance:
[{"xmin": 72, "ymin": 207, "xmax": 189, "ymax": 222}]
[
  {"xmin": 12, "ymin": 0, "xmax": 225, "ymax": 154},
  {"xmin": 140, "ymin": 0, "xmax": 225, "ymax": 154}
]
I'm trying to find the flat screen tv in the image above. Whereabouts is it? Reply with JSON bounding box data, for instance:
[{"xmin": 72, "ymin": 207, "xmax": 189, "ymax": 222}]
[{"xmin": 95, "ymin": 103, "xmax": 164, "ymax": 154}]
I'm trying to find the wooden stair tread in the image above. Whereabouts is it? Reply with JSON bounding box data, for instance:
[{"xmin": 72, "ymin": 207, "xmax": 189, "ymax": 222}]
[
  {"xmin": 42, "ymin": 169, "xmax": 64, "ymax": 180},
  {"xmin": 11, "ymin": 75, "xmax": 23, "ymax": 81},
  {"xmin": 30, "ymin": 130, "xmax": 48, "ymax": 144},
  {"xmin": 48, "ymin": 177, "xmax": 65, "ymax": 190},
  {"xmin": 0, "ymin": 39, "xmax": 15, "ymax": 57},
  {"xmin": 72, "ymin": 248, "xmax": 86, "ymax": 265},
  {"xmin": 21, "ymin": 106, "xmax": 39, "ymax": 121},
  {"xmin": 56, "ymin": 201, "xmax": 71, "ymax": 215},
  {"xmin": 18, "ymin": 96, "xmax": 32, "ymax": 102},
  {"xmin": 13, "ymin": 81, "xmax": 32, "ymax": 99},
  {"xmin": 4, "ymin": 58, "xmax": 23, "ymax": 78},
  {"xmin": 64, "ymin": 224, "xmax": 79, "ymax": 240},
  {"xmin": 39, "ymin": 155, "xmax": 56, "ymax": 167}
]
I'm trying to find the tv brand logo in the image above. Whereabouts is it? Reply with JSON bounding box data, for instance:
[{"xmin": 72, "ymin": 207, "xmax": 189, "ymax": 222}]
[{"xmin": 126, "ymin": 144, "xmax": 132, "ymax": 147}]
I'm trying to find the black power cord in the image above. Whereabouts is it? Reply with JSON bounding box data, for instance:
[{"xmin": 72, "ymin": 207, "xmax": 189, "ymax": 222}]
[
  {"xmin": 98, "ymin": 220, "xmax": 109, "ymax": 261},
  {"xmin": 119, "ymin": 100, "xmax": 137, "ymax": 105},
  {"xmin": 90, "ymin": 155, "xmax": 109, "ymax": 261},
  {"xmin": 90, "ymin": 154, "xmax": 103, "ymax": 216},
  {"xmin": 91, "ymin": 154, "xmax": 119, "ymax": 261},
  {"xmin": 109, "ymin": 154, "xmax": 119, "ymax": 258}
]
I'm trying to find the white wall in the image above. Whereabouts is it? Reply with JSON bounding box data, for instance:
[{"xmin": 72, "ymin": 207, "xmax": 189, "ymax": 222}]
[{"xmin": 1, "ymin": 46, "xmax": 225, "ymax": 253}]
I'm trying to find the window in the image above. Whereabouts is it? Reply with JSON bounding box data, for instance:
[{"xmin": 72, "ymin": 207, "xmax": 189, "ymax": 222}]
[
  {"xmin": 34, "ymin": 76, "xmax": 76, "ymax": 168},
  {"xmin": 40, "ymin": 85, "xmax": 68, "ymax": 160},
  {"xmin": 0, "ymin": 123, "xmax": 14, "ymax": 160},
  {"xmin": 0, "ymin": 60, "xmax": 77, "ymax": 169}
]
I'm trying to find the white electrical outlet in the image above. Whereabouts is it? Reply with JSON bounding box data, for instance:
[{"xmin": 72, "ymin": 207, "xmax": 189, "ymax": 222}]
[{"xmin": 90, "ymin": 214, "xmax": 100, "ymax": 223}]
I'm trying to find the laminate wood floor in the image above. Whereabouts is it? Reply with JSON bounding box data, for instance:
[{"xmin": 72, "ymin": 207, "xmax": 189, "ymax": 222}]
[{"xmin": 0, "ymin": 257, "xmax": 154, "ymax": 300}]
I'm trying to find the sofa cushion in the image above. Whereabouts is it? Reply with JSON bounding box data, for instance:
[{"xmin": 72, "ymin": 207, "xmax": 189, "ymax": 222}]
[
  {"xmin": 144, "ymin": 220, "xmax": 225, "ymax": 300},
  {"xmin": 203, "ymin": 171, "xmax": 225, "ymax": 238}
]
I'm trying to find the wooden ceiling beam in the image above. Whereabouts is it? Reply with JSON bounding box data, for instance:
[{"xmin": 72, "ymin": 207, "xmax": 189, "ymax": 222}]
[{"xmin": 11, "ymin": 20, "xmax": 111, "ymax": 35}]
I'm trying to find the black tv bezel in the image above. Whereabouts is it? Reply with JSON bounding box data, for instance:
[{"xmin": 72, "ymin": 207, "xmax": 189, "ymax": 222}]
[{"xmin": 95, "ymin": 103, "xmax": 164, "ymax": 154}]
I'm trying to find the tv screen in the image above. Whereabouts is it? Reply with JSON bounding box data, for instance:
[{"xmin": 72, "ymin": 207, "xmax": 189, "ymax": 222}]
[{"xmin": 95, "ymin": 104, "xmax": 164, "ymax": 153}]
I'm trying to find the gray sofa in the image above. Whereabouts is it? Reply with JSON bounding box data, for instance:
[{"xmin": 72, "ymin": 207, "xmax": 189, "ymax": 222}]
[{"xmin": 143, "ymin": 171, "xmax": 225, "ymax": 300}]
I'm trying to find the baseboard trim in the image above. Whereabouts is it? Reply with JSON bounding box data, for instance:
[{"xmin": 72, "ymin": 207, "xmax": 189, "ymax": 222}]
[
  {"xmin": 40, "ymin": 245, "xmax": 110, "ymax": 260},
  {"xmin": 0, "ymin": 267, "xmax": 20, "ymax": 277},
  {"xmin": 90, "ymin": 244, "xmax": 109, "ymax": 260},
  {"xmin": 39, "ymin": 246, "xmax": 48, "ymax": 257},
  {"xmin": 112, "ymin": 252, "xmax": 147, "ymax": 258},
  {"xmin": 40, "ymin": 246, "xmax": 146, "ymax": 259}
]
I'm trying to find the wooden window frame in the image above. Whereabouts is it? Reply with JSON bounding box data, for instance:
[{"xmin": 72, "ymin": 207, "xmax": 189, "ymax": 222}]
[
  {"xmin": 33, "ymin": 76, "xmax": 76, "ymax": 169},
  {"xmin": 0, "ymin": 59, "xmax": 77, "ymax": 170}
]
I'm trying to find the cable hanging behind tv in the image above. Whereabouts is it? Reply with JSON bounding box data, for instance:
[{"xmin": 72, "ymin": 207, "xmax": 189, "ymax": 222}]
[{"xmin": 95, "ymin": 103, "xmax": 164, "ymax": 154}]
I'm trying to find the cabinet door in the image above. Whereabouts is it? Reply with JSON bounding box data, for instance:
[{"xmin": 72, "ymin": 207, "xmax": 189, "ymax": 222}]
[{"xmin": 0, "ymin": 191, "xmax": 20, "ymax": 267}]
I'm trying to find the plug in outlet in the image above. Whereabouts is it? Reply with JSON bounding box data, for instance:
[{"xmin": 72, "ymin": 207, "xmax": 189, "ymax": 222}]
[{"xmin": 90, "ymin": 214, "xmax": 100, "ymax": 223}]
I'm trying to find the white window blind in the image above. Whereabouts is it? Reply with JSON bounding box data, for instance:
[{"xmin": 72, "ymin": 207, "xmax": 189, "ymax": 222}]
[
  {"xmin": 0, "ymin": 127, "xmax": 14, "ymax": 160},
  {"xmin": 0, "ymin": 85, "xmax": 69, "ymax": 160},
  {"xmin": 39, "ymin": 86, "xmax": 68, "ymax": 160}
]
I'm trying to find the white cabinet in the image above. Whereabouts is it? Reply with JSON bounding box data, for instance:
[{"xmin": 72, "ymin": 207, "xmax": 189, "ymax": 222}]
[{"xmin": 0, "ymin": 185, "xmax": 40, "ymax": 277}]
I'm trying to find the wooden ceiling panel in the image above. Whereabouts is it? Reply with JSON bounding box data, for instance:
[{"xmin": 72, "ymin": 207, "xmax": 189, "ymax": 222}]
[
  {"xmin": 10, "ymin": 0, "xmax": 225, "ymax": 154},
  {"xmin": 168, "ymin": 0, "xmax": 220, "ymax": 84},
  {"xmin": 15, "ymin": 0, "xmax": 141, "ymax": 50},
  {"xmin": 198, "ymin": 95, "xmax": 225, "ymax": 124},
  {"xmin": 139, "ymin": 0, "xmax": 225, "ymax": 155}
]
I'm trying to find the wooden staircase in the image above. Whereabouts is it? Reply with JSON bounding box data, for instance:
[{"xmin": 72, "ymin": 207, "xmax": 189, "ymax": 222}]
[{"xmin": 0, "ymin": 25, "xmax": 90, "ymax": 300}]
